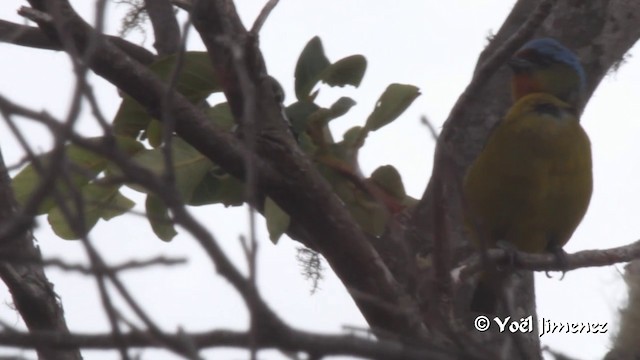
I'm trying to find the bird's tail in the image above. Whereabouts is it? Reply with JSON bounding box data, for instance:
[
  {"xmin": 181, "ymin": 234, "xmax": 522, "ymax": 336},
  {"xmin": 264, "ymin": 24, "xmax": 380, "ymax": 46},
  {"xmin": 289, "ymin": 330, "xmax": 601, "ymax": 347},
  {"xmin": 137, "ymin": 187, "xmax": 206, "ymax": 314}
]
[{"xmin": 470, "ymin": 271, "xmax": 509, "ymax": 314}]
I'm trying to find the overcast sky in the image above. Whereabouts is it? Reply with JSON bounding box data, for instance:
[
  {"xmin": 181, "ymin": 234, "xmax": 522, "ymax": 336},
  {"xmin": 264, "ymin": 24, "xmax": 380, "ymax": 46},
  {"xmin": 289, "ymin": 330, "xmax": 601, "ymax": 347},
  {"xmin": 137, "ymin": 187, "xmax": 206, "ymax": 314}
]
[{"xmin": 1, "ymin": 1, "xmax": 640, "ymax": 359}]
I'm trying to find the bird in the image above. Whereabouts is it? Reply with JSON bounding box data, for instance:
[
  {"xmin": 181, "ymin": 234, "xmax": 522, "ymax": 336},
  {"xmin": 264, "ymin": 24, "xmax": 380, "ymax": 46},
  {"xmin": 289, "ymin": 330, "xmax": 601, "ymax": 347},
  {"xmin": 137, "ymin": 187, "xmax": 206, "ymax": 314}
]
[
  {"xmin": 508, "ymin": 38, "xmax": 586, "ymax": 108},
  {"xmin": 463, "ymin": 38, "xmax": 592, "ymax": 313}
]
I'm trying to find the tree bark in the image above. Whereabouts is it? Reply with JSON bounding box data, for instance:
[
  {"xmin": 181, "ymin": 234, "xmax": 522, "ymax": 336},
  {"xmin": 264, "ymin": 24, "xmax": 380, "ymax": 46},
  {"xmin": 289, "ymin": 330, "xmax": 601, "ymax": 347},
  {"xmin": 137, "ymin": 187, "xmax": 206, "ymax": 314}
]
[{"xmin": 0, "ymin": 150, "xmax": 82, "ymax": 359}]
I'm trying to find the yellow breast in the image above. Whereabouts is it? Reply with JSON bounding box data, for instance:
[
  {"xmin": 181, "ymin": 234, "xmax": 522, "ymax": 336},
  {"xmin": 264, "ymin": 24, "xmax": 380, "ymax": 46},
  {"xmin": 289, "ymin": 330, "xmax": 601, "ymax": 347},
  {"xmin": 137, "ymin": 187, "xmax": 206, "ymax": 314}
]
[{"xmin": 463, "ymin": 93, "xmax": 592, "ymax": 253}]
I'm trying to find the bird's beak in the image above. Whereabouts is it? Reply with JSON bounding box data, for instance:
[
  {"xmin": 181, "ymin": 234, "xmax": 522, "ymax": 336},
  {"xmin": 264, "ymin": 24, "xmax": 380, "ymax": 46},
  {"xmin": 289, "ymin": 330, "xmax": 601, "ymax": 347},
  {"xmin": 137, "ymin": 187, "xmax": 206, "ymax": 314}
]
[{"xmin": 508, "ymin": 57, "xmax": 533, "ymax": 73}]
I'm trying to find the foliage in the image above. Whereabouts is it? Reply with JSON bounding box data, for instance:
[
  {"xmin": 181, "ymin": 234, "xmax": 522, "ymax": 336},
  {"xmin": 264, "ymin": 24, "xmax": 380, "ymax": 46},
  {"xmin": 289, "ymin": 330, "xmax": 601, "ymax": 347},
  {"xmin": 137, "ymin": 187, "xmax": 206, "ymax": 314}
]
[{"xmin": 11, "ymin": 37, "xmax": 420, "ymax": 242}]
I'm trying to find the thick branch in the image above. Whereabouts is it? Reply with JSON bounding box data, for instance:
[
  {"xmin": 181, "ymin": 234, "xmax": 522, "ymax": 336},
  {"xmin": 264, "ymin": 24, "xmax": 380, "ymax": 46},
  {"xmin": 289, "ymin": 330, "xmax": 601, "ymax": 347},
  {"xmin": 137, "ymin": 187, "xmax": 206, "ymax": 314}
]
[
  {"xmin": 190, "ymin": 0, "xmax": 427, "ymax": 338},
  {"xmin": 0, "ymin": 19, "xmax": 156, "ymax": 65},
  {"xmin": 455, "ymin": 240, "xmax": 640, "ymax": 283},
  {"xmin": 144, "ymin": 0, "xmax": 181, "ymax": 55},
  {"xmin": 0, "ymin": 327, "xmax": 462, "ymax": 360},
  {"xmin": 0, "ymin": 151, "xmax": 81, "ymax": 360}
]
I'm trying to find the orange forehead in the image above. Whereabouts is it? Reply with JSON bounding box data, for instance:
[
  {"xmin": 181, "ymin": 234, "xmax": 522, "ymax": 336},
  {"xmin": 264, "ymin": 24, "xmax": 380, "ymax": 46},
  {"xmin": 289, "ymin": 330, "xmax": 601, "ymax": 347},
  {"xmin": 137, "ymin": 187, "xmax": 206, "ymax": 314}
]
[{"xmin": 511, "ymin": 74, "xmax": 542, "ymax": 100}]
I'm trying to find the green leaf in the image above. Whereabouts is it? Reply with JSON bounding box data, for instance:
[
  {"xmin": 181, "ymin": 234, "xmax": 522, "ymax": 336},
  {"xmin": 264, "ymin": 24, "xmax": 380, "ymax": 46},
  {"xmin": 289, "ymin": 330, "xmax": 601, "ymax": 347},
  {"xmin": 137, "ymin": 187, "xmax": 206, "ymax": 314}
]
[
  {"xmin": 112, "ymin": 94, "xmax": 150, "ymax": 139},
  {"xmin": 329, "ymin": 97, "xmax": 356, "ymax": 119},
  {"xmin": 48, "ymin": 184, "xmax": 135, "ymax": 240},
  {"xmin": 264, "ymin": 197, "xmax": 290, "ymax": 244},
  {"xmin": 12, "ymin": 137, "xmax": 143, "ymax": 214},
  {"xmin": 306, "ymin": 108, "xmax": 335, "ymax": 147},
  {"xmin": 295, "ymin": 37, "xmax": 330, "ymax": 101},
  {"xmin": 113, "ymin": 52, "xmax": 221, "ymax": 138},
  {"xmin": 365, "ymin": 84, "xmax": 420, "ymax": 131},
  {"xmin": 146, "ymin": 194, "xmax": 177, "ymax": 241},
  {"xmin": 333, "ymin": 126, "xmax": 368, "ymax": 166},
  {"xmin": 297, "ymin": 132, "xmax": 318, "ymax": 155},
  {"xmin": 155, "ymin": 52, "xmax": 220, "ymax": 99},
  {"xmin": 347, "ymin": 197, "xmax": 388, "ymax": 237},
  {"xmin": 287, "ymin": 97, "xmax": 355, "ymax": 151},
  {"xmin": 187, "ymin": 170, "xmax": 245, "ymax": 207},
  {"xmin": 323, "ymin": 172, "xmax": 357, "ymax": 204},
  {"xmin": 146, "ymin": 120, "xmax": 163, "ymax": 148},
  {"xmin": 128, "ymin": 137, "xmax": 214, "ymax": 199},
  {"xmin": 308, "ymin": 97, "xmax": 357, "ymax": 146},
  {"xmin": 369, "ymin": 165, "xmax": 406, "ymax": 200},
  {"xmin": 205, "ymin": 102, "xmax": 236, "ymax": 131},
  {"xmin": 320, "ymin": 55, "xmax": 367, "ymax": 88},
  {"xmin": 312, "ymin": 97, "xmax": 355, "ymax": 129},
  {"xmin": 101, "ymin": 191, "xmax": 136, "ymax": 221},
  {"xmin": 286, "ymin": 101, "xmax": 320, "ymax": 134},
  {"xmin": 319, "ymin": 163, "xmax": 391, "ymax": 236},
  {"xmin": 341, "ymin": 126, "xmax": 367, "ymax": 150},
  {"xmin": 48, "ymin": 205, "xmax": 97, "ymax": 241}
]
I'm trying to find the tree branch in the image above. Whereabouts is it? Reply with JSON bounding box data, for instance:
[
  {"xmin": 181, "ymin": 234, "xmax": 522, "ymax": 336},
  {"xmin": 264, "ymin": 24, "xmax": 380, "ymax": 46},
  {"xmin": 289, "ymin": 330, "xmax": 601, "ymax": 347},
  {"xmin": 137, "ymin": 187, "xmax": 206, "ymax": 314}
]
[
  {"xmin": 0, "ymin": 19, "xmax": 156, "ymax": 65},
  {"xmin": 0, "ymin": 327, "xmax": 465, "ymax": 360},
  {"xmin": 144, "ymin": 0, "xmax": 181, "ymax": 55},
  {"xmin": 0, "ymin": 147, "xmax": 81, "ymax": 360},
  {"xmin": 190, "ymin": 0, "xmax": 426, "ymax": 339},
  {"xmin": 455, "ymin": 240, "xmax": 640, "ymax": 283},
  {"xmin": 250, "ymin": 0, "xmax": 279, "ymax": 34},
  {"xmin": 0, "ymin": 255, "xmax": 187, "ymax": 275}
]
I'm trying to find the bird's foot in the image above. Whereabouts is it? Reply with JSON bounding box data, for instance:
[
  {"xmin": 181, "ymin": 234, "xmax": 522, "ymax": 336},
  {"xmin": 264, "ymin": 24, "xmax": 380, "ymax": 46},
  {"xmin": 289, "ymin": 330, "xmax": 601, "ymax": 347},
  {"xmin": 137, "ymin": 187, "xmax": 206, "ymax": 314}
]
[
  {"xmin": 495, "ymin": 240, "xmax": 520, "ymax": 271},
  {"xmin": 546, "ymin": 247, "xmax": 569, "ymax": 280}
]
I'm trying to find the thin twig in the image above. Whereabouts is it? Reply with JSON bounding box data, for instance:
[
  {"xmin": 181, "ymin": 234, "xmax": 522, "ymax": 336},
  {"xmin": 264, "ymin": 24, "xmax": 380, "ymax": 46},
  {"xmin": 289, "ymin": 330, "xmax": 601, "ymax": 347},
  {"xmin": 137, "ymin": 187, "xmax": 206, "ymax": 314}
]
[
  {"xmin": 171, "ymin": 0, "xmax": 192, "ymax": 11},
  {"xmin": 0, "ymin": 255, "xmax": 187, "ymax": 274},
  {"xmin": 420, "ymin": 115, "xmax": 439, "ymax": 142},
  {"xmin": 81, "ymin": 236, "xmax": 131, "ymax": 360},
  {"xmin": 5, "ymin": 99, "xmax": 285, "ymax": 354},
  {"xmin": 453, "ymin": 239, "xmax": 640, "ymax": 283},
  {"xmin": 0, "ymin": 327, "xmax": 460, "ymax": 360},
  {"xmin": 16, "ymin": 7, "xmax": 53, "ymax": 23},
  {"xmin": 251, "ymin": 0, "xmax": 280, "ymax": 34},
  {"xmin": 12, "ymin": 9, "xmax": 155, "ymax": 64},
  {"xmin": 223, "ymin": 32, "xmax": 262, "ymax": 360},
  {"xmin": 84, "ymin": 237, "xmax": 199, "ymax": 359},
  {"xmin": 159, "ymin": 16, "xmax": 193, "ymax": 197}
]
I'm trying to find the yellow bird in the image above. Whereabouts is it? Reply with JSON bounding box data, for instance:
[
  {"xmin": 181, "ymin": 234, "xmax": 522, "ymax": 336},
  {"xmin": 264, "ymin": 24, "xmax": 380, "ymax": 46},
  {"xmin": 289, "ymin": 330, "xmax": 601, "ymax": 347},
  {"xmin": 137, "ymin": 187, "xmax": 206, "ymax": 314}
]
[{"xmin": 464, "ymin": 39, "xmax": 592, "ymax": 313}]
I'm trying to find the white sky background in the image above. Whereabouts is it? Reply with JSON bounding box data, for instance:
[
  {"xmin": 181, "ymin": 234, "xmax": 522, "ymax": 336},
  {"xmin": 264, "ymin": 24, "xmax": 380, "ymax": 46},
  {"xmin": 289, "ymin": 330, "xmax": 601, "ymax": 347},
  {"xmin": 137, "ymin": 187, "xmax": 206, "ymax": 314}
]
[{"xmin": 1, "ymin": 1, "xmax": 640, "ymax": 359}]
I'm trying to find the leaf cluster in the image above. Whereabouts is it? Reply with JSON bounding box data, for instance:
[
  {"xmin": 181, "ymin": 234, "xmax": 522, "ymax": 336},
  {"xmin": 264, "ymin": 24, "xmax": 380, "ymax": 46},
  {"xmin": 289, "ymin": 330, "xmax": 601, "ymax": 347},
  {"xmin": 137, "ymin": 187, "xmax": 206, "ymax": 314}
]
[{"xmin": 11, "ymin": 37, "xmax": 420, "ymax": 242}]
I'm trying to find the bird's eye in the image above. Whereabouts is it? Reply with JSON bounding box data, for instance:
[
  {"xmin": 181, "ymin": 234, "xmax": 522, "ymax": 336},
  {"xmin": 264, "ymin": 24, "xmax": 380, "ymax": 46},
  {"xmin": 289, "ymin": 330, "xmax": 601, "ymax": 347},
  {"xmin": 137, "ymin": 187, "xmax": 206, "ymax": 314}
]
[
  {"xmin": 518, "ymin": 49, "xmax": 553, "ymax": 67},
  {"xmin": 532, "ymin": 102, "xmax": 561, "ymax": 117}
]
